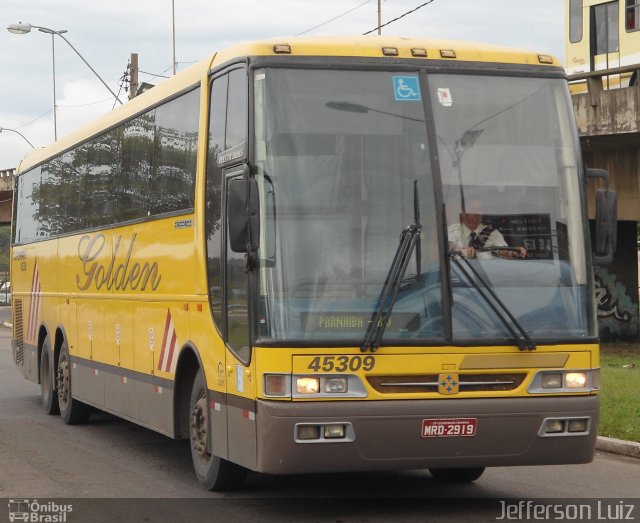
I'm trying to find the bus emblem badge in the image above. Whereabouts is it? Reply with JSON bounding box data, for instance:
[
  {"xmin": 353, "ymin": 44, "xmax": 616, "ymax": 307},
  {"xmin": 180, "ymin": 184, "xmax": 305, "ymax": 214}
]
[{"xmin": 438, "ymin": 374, "xmax": 459, "ymax": 395}]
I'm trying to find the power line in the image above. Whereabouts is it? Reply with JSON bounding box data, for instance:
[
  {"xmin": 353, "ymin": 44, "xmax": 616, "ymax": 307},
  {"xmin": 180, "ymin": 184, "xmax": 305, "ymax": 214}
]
[
  {"xmin": 138, "ymin": 61, "xmax": 196, "ymax": 80},
  {"xmin": 296, "ymin": 0, "xmax": 372, "ymax": 36},
  {"xmin": 139, "ymin": 69, "xmax": 170, "ymax": 79},
  {"xmin": 159, "ymin": 64, "xmax": 175, "ymax": 76},
  {"xmin": 363, "ymin": 0, "xmax": 436, "ymax": 35},
  {"xmin": 13, "ymin": 109, "xmax": 52, "ymax": 130},
  {"xmin": 57, "ymin": 97, "xmax": 113, "ymax": 108},
  {"xmin": 113, "ymin": 67, "xmax": 129, "ymax": 110}
]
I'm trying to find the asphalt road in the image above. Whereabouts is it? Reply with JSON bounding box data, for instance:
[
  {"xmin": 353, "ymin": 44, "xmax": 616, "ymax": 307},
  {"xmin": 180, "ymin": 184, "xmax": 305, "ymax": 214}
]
[{"xmin": 0, "ymin": 306, "xmax": 638, "ymax": 522}]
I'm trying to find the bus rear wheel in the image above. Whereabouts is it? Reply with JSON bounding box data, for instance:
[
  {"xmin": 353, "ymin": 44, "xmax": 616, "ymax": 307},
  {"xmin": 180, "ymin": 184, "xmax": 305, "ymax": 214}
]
[
  {"xmin": 40, "ymin": 335, "xmax": 59, "ymax": 415},
  {"xmin": 429, "ymin": 467, "xmax": 485, "ymax": 483},
  {"xmin": 189, "ymin": 368, "xmax": 247, "ymax": 491},
  {"xmin": 56, "ymin": 341, "xmax": 91, "ymax": 425}
]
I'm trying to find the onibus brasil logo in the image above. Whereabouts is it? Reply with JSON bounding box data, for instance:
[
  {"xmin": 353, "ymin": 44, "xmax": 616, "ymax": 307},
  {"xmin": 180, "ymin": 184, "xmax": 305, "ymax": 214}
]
[{"xmin": 7, "ymin": 500, "xmax": 72, "ymax": 522}]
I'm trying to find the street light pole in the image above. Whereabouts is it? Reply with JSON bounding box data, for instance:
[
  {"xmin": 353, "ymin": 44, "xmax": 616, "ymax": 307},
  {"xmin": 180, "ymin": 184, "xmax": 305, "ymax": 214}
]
[
  {"xmin": 0, "ymin": 127, "xmax": 35, "ymax": 148},
  {"xmin": 7, "ymin": 22, "xmax": 123, "ymax": 139},
  {"xmin": 50, "ymin": 31, "xmax": 58, "ymax": 140},
  {"xmin": 8, "ymin": 23, "xmax": 67, "ymax": 140},
  {"xmin": 41, "ymin": 26, "xmax": 123, "ymax": 104}
]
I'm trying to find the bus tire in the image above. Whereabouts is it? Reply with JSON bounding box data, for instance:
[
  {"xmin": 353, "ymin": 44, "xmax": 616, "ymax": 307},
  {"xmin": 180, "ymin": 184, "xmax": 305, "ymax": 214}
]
[
  {"xmin": 56, "ymin": 341, "xmax": 91, "ymax": 425},
  {"xmin": 429, "ymin": 467, "xmax": 485, "ymax": 483},
  {"xmin": 40, "ymin": 335, "xmax": 59, "ymax": 415},
  {"xmin": 189, "ymin": 368, "xmax": 247, "ymax": 491}
]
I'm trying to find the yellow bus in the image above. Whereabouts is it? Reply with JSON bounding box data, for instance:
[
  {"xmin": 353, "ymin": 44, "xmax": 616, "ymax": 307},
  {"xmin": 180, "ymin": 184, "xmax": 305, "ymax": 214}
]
[
  {"xmin": 566, "ymin": 0, "xmax": 640, "ymax": 87},
  {"xmin": 11, "ymin": 36, "xmax": 616, "ymax": 490}
]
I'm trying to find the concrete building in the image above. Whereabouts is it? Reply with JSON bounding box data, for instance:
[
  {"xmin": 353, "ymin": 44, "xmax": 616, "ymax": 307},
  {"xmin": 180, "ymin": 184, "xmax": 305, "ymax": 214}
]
[
  {"xmin": 0, "ymin": 168, "xmax": 15, "ymax": 225},
  {"xmin": 571, "ymin": 68, "xmax": 640, "ymax": 340}
]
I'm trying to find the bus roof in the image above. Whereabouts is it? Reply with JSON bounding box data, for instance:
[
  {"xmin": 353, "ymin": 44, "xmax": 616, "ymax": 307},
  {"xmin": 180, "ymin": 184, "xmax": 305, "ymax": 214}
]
[
  {"xmin": 16, "ymin": 35, "xmax": 559, "ymax": 173},
  {"xmin": 214, "ymin": 35, "xmax": 558, "ymax": 68}
]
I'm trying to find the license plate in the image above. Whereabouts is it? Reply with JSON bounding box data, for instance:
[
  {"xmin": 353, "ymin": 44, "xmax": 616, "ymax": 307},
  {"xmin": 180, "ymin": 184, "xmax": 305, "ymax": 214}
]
[{"xmin": 421, "ymin": 418, "xmax": 477, "ymax": 438}]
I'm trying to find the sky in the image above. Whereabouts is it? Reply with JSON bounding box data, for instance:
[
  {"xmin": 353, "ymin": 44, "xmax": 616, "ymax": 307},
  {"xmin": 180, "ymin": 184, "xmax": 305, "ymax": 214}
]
[{"xmin": 0, "ymin": 0, "xmax": 565, "ymax": 169}]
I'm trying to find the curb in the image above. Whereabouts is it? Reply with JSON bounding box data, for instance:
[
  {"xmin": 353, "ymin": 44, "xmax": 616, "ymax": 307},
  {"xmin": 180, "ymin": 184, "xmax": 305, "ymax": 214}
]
[{"xmin": 596, "ymin": 436, "xmax": 640, "ymax": 459}]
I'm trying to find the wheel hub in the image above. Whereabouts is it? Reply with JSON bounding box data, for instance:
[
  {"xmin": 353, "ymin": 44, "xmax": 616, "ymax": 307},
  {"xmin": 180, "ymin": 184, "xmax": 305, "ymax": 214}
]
[
  {"xmin": 57, "ymin": 358, "xmax": 69, "ymax": 404},
  {"xmin": 191, "ymin": 393, "xmax": 210, "ymax": 459}
]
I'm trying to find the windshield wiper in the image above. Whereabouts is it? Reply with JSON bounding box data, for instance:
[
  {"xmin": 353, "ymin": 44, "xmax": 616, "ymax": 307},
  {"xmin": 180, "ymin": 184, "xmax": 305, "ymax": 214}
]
[
  {"xmin": 361, "ymin": 181, "xmax": 422, "ymax": 353},
  {"xmin": 450, "ymin": 254, "xmax": 536, "ymax": 351}
]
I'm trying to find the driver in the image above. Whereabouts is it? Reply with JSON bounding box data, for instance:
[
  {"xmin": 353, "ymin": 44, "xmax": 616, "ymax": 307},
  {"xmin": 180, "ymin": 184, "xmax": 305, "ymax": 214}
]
[{"xmin": 448, "ymin": 198, "xmax": 527, "ymax": 259}]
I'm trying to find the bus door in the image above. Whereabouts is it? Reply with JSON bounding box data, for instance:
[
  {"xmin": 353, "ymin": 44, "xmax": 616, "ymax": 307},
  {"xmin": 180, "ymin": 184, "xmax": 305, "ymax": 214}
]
[
  {"xmin": 223, "ymin": 167, "xmax": 257, "ymax": 469},
  {"xmin": 591, "ymin": 0, "xmax": 621, "ymax": 88},
  {"xmin": 207, "ymin": 64, "xmax": 255, "ymax": 467}
]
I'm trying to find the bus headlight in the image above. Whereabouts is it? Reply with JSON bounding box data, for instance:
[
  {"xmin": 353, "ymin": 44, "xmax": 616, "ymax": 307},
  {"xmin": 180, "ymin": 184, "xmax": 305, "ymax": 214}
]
[
  {"xmin": 296, "ymin": 377, "xmax": 320, "ymax": 394},
  {"xmin": 325, "ymin": 377, "xmax": 348, "ymax": 393},
  {"xmin": 541, "ymin": 373, "xmax": 563, "ymax": 389},
  {"xmin": 265, "ymin": 374, "xmax": 367, "ymax": 398},
  {"xmin": 529, "ymin": 369, "xmax": 597, "ymax": 394},
  {"xmin": 565, "ymin": 372, "xmax": 587, "ymax": 388}
]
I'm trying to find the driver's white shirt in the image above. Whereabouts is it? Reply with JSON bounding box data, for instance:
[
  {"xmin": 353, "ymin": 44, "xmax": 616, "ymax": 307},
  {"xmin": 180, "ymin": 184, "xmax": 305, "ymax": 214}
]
[{"xmin": 447, "ymin": 223, "xmax": 507, "ymax": 259}]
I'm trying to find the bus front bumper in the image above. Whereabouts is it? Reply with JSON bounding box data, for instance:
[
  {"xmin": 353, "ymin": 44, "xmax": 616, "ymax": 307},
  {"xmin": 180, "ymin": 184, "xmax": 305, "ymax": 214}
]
[{"xmin": 254, "ymin": 395, "xmax": 598, "ymax": 474}]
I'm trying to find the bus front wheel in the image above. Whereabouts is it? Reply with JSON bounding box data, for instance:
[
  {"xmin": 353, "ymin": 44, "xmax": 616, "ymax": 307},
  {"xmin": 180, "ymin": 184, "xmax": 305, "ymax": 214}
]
[
  {"xmin": 40, "ymin": 335, "xmax": 59, "ymax": 415},
  {"xmin": 429, "ymin": 467, "xmax": 485, "ymax": 483},
  {"xmin": 56, "ymin": 341, "xmax": 91, "ymax": 424},
  {"xmin": 189, "ymin": 368, "xmax": 247, "ymax": 491}
]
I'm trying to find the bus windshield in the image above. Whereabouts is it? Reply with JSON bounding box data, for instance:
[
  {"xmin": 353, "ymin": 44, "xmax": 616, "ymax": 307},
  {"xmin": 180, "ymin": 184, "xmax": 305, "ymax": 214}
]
[
  {"xmin": 433, "ymin": 74, "xmax": 592, "ymax": 343},
  {"xmin": 253, "ymin": 67, "xmax": 593, "ymax": 345}
]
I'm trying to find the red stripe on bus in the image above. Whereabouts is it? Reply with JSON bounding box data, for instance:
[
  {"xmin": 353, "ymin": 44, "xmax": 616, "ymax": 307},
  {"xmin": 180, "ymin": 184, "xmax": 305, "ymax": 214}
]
[
  {"xmin": 28, "ymin": 266, "xmax": 40, "ymax": 341},
  {"xmin": 157, "ymin": 309, "xmax": 172, "ymax": 370},
  {"xmin": 165, "ymin": 329, "xmax": 177, "ymax": 373}
]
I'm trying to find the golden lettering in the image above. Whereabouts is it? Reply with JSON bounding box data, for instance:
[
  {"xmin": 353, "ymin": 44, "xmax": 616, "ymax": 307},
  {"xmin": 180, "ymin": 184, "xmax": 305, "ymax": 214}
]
[{"xmin": 76, "ymin": 233, "xmax": 161, "ymax": 292}]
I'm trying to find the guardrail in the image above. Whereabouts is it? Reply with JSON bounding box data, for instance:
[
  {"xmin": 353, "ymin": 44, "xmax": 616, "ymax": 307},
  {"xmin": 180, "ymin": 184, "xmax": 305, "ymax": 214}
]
[{"xmin": 567, "ymin": 65, "xmax": 640, "ymax": 106}]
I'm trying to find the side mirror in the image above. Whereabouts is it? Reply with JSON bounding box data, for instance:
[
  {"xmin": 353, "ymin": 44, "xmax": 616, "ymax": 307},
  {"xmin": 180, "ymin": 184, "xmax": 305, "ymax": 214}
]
[
  {"xmin": 586, "ymin": 167, "xmax": 617, "ymax": 265},
  {"xmin": 228, "ymin": 174, "xmax": 259, "ymax": 254}
]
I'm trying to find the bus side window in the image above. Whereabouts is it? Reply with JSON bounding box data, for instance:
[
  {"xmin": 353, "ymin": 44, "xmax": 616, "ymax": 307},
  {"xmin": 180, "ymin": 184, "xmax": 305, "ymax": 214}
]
[
  {"xmin": 206, "ymin": 75, "xmax": 228, "ymax": 330},
  {"xmin": 570, "ymin": 0, "xmax": 583, "ymax": 43},
  {"xmin": 626, "ymin": 0, "xmax": 640, "ymax": 31},
  {"xmin": 224, "ymin": 68, "xmax": 250, "ymax": 362},
  {"xmin": 151, "ymin": 88, "xmax": 199, "ymax": 216},
  {"xmin": 592, "ymin": 2, "xmax": 620, "ymax": 56}
]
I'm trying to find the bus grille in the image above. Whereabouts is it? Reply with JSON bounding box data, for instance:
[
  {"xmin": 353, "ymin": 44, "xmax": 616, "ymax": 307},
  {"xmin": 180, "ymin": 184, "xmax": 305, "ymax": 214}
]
[
  {"xmin": 13, "ymin": 299, "xmax": 24, "ymax": 366},
  {"xmin": 367, "ymin": 373, "xmax": 527, "ymax": 394}
]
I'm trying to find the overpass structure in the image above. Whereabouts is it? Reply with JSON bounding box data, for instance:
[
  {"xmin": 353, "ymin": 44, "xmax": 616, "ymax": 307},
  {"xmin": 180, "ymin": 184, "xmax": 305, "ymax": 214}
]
[
  {"xmin": 570, "ymin": 67, "xmax": 640, "ymax": 340},
  {"xmin": 0, "ymin": 168, "xmax": 15, "ymax": 225}
]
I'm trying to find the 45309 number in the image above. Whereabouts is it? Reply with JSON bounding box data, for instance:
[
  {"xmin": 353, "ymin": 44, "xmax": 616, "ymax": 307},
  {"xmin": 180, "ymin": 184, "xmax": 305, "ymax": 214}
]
[{"xmin": 307, "ymin": 355, "xmax": 376, "ymax": 372}]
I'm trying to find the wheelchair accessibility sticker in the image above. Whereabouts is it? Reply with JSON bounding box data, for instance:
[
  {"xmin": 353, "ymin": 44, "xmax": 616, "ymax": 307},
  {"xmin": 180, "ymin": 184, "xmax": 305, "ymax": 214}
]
[{"xmin": 393, "ymin": 76, "xmax": 421, "ymax": 101}]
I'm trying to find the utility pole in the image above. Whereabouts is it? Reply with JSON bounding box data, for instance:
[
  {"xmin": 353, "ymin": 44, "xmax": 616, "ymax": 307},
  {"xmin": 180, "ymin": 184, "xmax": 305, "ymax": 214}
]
[
  {"xmin": 172, "ymin": 0, "xmax": 177, "ymax": 75},
  {"xmin": 129, "ymin": 52, "xmax": 139, "ymax": 100},
  {"xmin": 378, "ymin": 0, "xmax": 382, "ymax": 35}
]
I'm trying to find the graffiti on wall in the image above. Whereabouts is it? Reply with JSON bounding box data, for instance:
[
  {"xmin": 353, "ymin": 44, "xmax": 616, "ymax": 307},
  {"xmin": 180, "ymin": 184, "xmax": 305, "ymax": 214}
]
[{"xmin": 594, "ymin": 267, "xmax": 639, "ymax": 341}]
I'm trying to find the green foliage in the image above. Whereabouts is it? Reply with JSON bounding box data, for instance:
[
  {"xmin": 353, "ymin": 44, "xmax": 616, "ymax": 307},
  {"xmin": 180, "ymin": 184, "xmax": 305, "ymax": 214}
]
[
  {"xmin": 0, "ymin": 225, "xmax": 10, "ymax": 278},
  {"xmin": 600, "ymin": 344, "xmax": 640, "ymax": 442}
]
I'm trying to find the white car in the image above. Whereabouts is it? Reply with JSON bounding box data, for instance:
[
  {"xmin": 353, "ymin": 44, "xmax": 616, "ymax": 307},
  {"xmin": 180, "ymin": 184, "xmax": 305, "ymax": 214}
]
[{"xmin": 0, "ymin": 281, "xmax": 11, "ymax": 304}]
